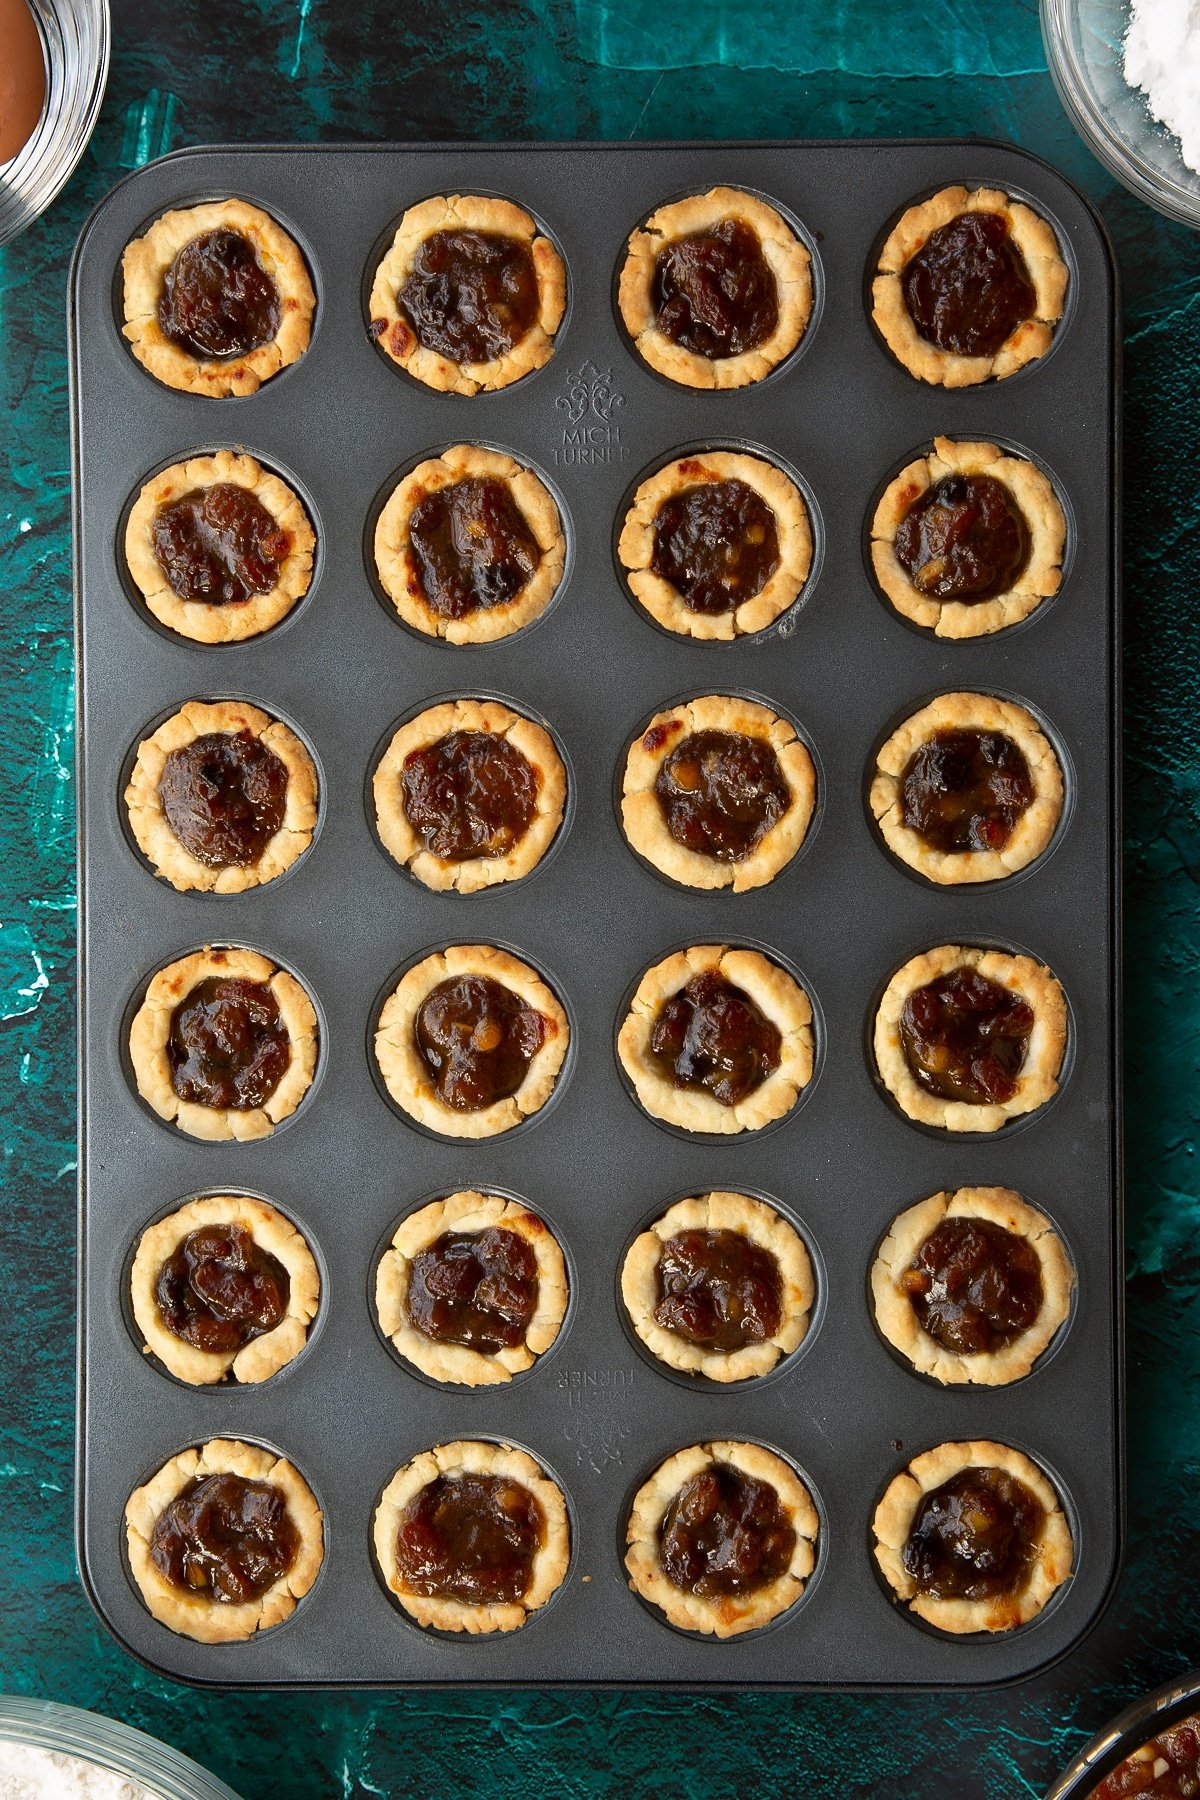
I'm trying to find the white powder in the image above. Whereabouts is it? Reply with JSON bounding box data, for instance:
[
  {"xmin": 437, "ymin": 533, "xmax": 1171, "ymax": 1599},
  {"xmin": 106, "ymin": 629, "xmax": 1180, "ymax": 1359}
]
[
  {"xmin": 0, "ymin": 1740, "xmax": 157, "ymax": 1800},
  {"xmin": 1124, "ymin": 0, "xmax": 1200, "ymax": 175}
]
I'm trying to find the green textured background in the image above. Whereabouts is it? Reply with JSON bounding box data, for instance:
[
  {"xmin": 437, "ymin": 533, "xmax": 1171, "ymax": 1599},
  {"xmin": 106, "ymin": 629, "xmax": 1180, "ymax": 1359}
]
[{"xmin": 2, "ymin": 0, "xmax": 1199, "ymax": 1793}]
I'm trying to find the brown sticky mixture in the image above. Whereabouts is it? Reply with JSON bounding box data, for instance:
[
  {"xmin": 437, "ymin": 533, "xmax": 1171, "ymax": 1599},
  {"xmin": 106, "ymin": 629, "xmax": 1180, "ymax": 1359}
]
[
  {"xmin": 414, "ymin": 974, "xmax": 547, "ymax": 1112},
  {"xmin": 149, "ymin": 1472, "xmax": 299, "ymax": 1603},
  {"xmin": 899, "ymin": 967, "xmax": 1034, "ymax": 1107},
  {"xmin": 899, "ymin": 728, "xmax": 1034, "ymax": 856},
  {"xmin": 901, "ymin": 212, "xmax": 1037, "ymax": 358},
  {"xmin": 655, "ymin": 729, "xmax": 791, "ymax": 861},
  {"xmin": 401, "ymin": 732, "xmax": 540, "ymax": 862},
  {"xmin": 650, "ymin": 971, "xmax": 782, "ymax": 1108},
  {"xmin": 651, "ymin": 219, "xmax": 779, "ymax": 359},
  {"xmin": 1091, "ymin": 1712, "xmax": 1200, "ymax": 1799},
  {"xmin": 395, "ymin": 229, "xmax": 540, "ymax": 364},
  {"xmin": 408, "ymin": 1227, "xmax": 539, "ymax": 1354},
  {"xmin": 900, "ymin": 1216, "xmax": 1043, "ymax": 1356},
  {"xmin": 406, "ymin": 478, "xmax": 542, "ymax": 621},
  {"xmin": 167, "ymin": 977, "xmax": 292, "ymax": 1111},
  {"xmin": 158, "ymin": 730, "xmax": 288, "ymax": 869},
  {"xmin": 650, "ymin": 480, "xmax": 780, "ymax": 615},
  {"xmin": 902, "ymin": 1465, "xmax": 1044, "ymax": 1602},
  {"xmin": 157, "ymin": 228, "xmax": 282, "ymax": 360},
  {"xmin": 155, "ymin": 1224, "xmax": 290, "ymax": 1356},
  {"xmin": 393, "ymin": 1472, "xmax": 544, "ymax": 1605},
  {"xmin": 659, "ymin": 1462, "xmax": 795, "ymax": 1597},
  {"xmin": 893, "ymin": 474, "xmax": 1030, "ymax": 604},
  {"xmin": 654, "ymin": 1229, "xmax": 783, "ymax": 1352},
  {"xmin": 152, "ymin": 484, "xmax": 292, "ymax": 606}
]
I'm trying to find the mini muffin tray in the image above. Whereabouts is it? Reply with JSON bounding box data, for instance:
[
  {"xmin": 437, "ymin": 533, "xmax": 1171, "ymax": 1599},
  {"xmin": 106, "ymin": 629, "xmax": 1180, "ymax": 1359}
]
[{"xmin": 71, "ymin": 139, "xmax": 1121, "ymax": 1689}]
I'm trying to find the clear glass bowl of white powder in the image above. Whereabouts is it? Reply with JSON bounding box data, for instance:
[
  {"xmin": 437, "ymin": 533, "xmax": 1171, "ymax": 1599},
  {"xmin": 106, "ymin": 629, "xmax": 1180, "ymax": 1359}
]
[
  {"xmin": 0, "ymin": 1697, "xmax": 243, "ymax": 1800},
  {"xmin": 1041, "ymin": 0, "xmax": 1200, "ymax": 229}
]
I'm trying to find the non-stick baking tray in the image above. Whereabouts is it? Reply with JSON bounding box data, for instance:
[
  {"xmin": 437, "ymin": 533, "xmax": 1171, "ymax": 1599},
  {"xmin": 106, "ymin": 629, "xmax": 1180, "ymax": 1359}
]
[{"xmin": 71, "ymin": 139, "xmax": 1122, "ymax": 1689}]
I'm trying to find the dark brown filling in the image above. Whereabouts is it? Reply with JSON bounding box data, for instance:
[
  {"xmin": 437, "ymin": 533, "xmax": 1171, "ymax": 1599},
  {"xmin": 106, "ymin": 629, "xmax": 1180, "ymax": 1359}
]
[
  {"xmin": 155, "ymin": 1223, "xmax": 290, "ymax": 1356},
  {"xmin": 393, "ymin": 1472, "xmax": 544, "ymax": 1606},
  {"xmin": 650, "ymin": 478, "xmax": 780, "ymax": 616},
  {"xmin": 408, "ymin": 1227, "xmax": 538, "ymax": 1353},
  {"xmin": 167, "ymin": 976, "xmax": 291, "ymax": 1111},
  {"xmin": 157, "ymin": 228, "xmax": 281, "ymax": 360},
  {"xmin": 893, "ymin": 474, "xmax": 1030, "ymax": 603},
  {"xmin": 654, "ymin": 1228, "xmax": 783, "ymax": 1352},
  {"xmin": 407, "ymin": 477, "xmax": 542, "ymax": 620},
  {"xmin": 149, "ymin": 1472, "xmax": 299, "ymax": 1603},
  {"xmin": 650, "ymin": 218, "xmax": 779, "ymax": 359},
  {"xmin": 899, "ymin": 966, "xmax": 1034, "ymax": 1107},
  {"xmin": 659, "ymin": 1462, "xmax": 796, "ymax": 1598},
  {"xmin": 152, "ymin": 483, "xmax": 291, "ymax": 606},
  {"xmin": 395, "ymin": 229, "xmax": 540, "ymax": 364},
  {"xmin": 901, "ymin": 211, "xmax": 1037, "ymax": 359},
  {"xmin": 650, "ymin": 970, "xmax": 782, "ymax": 1109},
  {"xmin": 899, "ymin": 728, "xmax": 1034, "ymax": 856},
  {"xmin": 159, "ymin": 730, "xmax": 288, "ymax": 869},
  {"xmin": 401, "ymin": 731, "xmax": 540, "ymax": 861},
  {"xmin": 414, "ymin": 974, "xmax": 547, "ymax": 1112},
  {"xmin": 901, "ymin": 1465, "xmax": 1044, "ymax": 1602},
  {"xmin": 1092, "ymin": 1712, "xmax": 1200, "ymax": 1799},
  {"xmin": 655, "ymin": 728, "xmax": 791, "ymax": 861},
  {"xmin": 900, "ymin": 1216, "xmax": 1043, "ymax": 1356}
]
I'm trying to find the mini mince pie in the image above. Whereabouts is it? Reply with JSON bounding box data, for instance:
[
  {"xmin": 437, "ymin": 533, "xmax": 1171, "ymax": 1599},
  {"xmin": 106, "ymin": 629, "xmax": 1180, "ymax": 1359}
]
[
  {"xmin": 125, "ymin": 1437, "xmax": 324, "ymax": 1643},
  {"xmin": 374, "ymin": 445, "xmax": 565, "ymax": 645},
  {"xmin": 618, "ymin": 451, "xmax": 811, "ymax": 642},
  {"xmin": 625, "ymin": 1440, "xmax": 818, "ymax": 1638},
  {"xmin": 621, "ymin": 1191, "xmax": 814, "ymax": 1383},
  {"xmin": 129, "ymin": 947, "xmax": 319, "ymax": 1142},
  {"xmin": 376, "ymin": 1191, "xmax": 568, "ymax": 1387},
  {"xmin": 871, "ymin": 1187, "xmax": 1074, "ymax": 1386},
  {"xmin": 872, "ymin": 1438, "xmax": 1072, "ymax": 1634},
  {"xmin": 874, "ymin": 944, "xmax": 1067, "ymax": 1133},
  {"xmin": 870, "ymin": 438, "xmax": 1065, "ymax": 639},
  {"xmin": 870, "ymin": 692, "xmax": 1063, "ymax": 884},
  {"xmin": 125, "ymin": 699, "xmax": 317, "ymax": 894},
  {"xmin": 125, "ymin": 451, "xmax": 316, "ymax": 645},
  {"xmin": 618, "ymin": 188, "xmax": 813, "ymax": 390},
  {"xmin": 373, "ymin": 698, "xmax": 566, "ymax": 892},
  {"xmin": 131, "ymin": 1195, "xmax": 320, "ymax": 1386},
  {"xmin": 373, "ymin": 1439, "xmax": 570, "ymax": 1634},
  {"xmin": 368, "ymin": 194, "xmax": 566, "ymax": 395},
  {"xmin": 122, "ymin": 200, "xmax": 315, "ymax": 397},
  {"xmin": 621, "ymin": 694, "xmax": 815, "ymax": 891},
  {"xmin": 871, "ymin": 186, "xmax": 1068, "ymax": 388},
  {"xmin": 375, "ymin": 944, "xmax": 568, "ymax": 1139},
  {"xmin": 618, "ymin": 944, "xmax": 814, "ymax": 1135}
]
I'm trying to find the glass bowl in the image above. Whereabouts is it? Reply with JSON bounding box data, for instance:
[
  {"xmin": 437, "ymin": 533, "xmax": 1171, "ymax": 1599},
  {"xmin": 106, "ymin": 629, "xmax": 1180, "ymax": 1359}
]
[
  {"xmin": 1045, "ymin": 1667, "xmax": 1200, "ymax": 1797},
  {"xmin": 1041, "ymin": 0, "xmax": 1200, "ymax": 230},
  {"xmin": 0, "ymin": 1696, "xmax": 243, "ymax": 1800},
  {"xmin": 0, "ymin": 0, "xmax": 110, "ymax": 248}
]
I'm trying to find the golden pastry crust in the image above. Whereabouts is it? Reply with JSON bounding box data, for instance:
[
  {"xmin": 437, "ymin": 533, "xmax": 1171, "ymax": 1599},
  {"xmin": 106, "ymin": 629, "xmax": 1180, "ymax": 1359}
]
[
  {"xmin": 625, "ymin": 1440, "xmax": 818, "ymax": 1637},
  {"xmin": 374, "ymin": 445, "xmax": 565, "ymax": 645},
  {"xmin": 130, "ymin": 1195, "xmax": 320, "ymax": 1386},
  {"xmin": 128, "ymin": 947, "xmax": 319, "ymax": 1142},
  {"xmin": 873, "ymin": 944, "xmax": 1067, "ymax": 1133},
  {"xmin": 122, "ymin": 200, "xmax": 315, "ymax": 397},
  {"xmin": 618, "ymin": 451, "xmax": 812, "ymax": 642},
  {"xmin": 373, "ymin": 698, "xmax": 566, "ymax": 892},
  {"xmin": 375, "ymin": 944, "xmax": 569, "ymax": 1139},
  {"xmin": 125, "ymin": 699, "xmax": 317, "ymax": 894},
  {"xmin": 870, "ymin": 438, "xmax": 1065, "ymax": 639},
  {"xmin": 871, "ymin": 1187, "xmax": 1074, "ymax": 1386},
  {"xmin": 618, "ymin": 188, "xmax": 813, "ymax": 390},
  {"xmin": 871, "ymin": 187, "xmax": 1068, "ymax": 387},
  {"xmin": 125, "ymin": 451, "xmax": 315, "ymax": 645},
  {"xmin": 621, "ymin": 695, "xmax": 816, "ymax": 891},
  {"xmin": 125, "ymin": 1437, "xmax": 324, "ymax": 1642},
  {"xmin": 872, "ymin": 1438, "xmax": 1073, "ymax": 1633},
  {"xmin": 376, "ymin": 1191, "xmax": 568, "ymax": 1385},
  {"xmin": 373, "ymin": 1440, "xmax": 570, "ymax": 1633},
  {"xmin": 618, "ymin": 945, "xmax": 814, "ymax": 1135},
  {"xmin": 870, "ymin": 691, "xmax": 1063, "ymax": 884},
  {"xmin": 621, "ymin": 1191, "xmax": 814, "ymax": 1382},
  {"xmin": 368, "ymin": 195, "xmax": 566, "ymax": 394}
]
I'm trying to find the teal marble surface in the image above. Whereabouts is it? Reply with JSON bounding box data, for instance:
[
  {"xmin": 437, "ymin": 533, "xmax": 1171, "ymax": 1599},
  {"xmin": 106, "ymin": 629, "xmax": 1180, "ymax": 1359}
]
[{"xmin": 2, "ymin": 0, "xmax": 1199, "ymax": 1792}]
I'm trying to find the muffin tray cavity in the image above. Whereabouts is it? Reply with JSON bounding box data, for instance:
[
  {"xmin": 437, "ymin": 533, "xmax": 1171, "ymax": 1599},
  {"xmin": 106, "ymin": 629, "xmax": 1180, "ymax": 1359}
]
[{"xmin": 72, "ymin": 140, "xmax": 1120, "ymax": 1688}]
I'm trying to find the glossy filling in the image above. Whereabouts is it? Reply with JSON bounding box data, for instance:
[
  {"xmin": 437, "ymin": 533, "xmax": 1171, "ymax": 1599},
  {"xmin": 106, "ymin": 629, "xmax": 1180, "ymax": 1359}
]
[
  {"xmin": 899, "ymin": 966, "xmax": 1034, "ymax": 1107},
  {"xmin": 157, "ymin": 229, "xmax": 281, "ymax": 360},
  {"xmin": 150, "ymin": 1472, "xmax": 299, "ymax": 1603},
  {"xmin": 414, "ymin": 974, "xmax": 547, "ymax": 1112},
  {"xmin": 901, "ymin": 1465, "xmax": 1044, "ymax": 1602},
  {"xmin": 654, "ymin": 727, "xmax": 792, "ymax": 862},
  {"xmin": 650, "ymin": 479, "xmax": 780, "ymax": 616},
  {"xmin": 167, "ymin": 976, "xmax": 291, "ymax": 1111},
  {"xmin": 659, "ymin": 1462, "xmax": 796, "ymax": 1598},
  {"xmin": 900, "ymin": 211, "xmax": 1037, "ymax": 358},
  {"xmin": 654, "ymin": 1228, "xmax": 783, "ymax": 1353},
  {"xmin": 407, "ymin": 1227, "xmax": 539, "ymax": 1354},
  {"xmin": 900, "ymin": 1216, "xmax": 1043, "ymax": 1356},
  {"xmin": 155, "ymin": 1223, "xmax": 290, "ymax": 1357},
  {"xmin": 650, "ymin": 218, "xmax": 779, "ymax": 359},
  {"xmin": 159, "ymin": 729, "xmax": 289, "ymax": 869},
  {"xmin": 152, "ymin": 482, "xmax": 291, "ymax": 607},
  {"xmin": 649, "ymin": 970, "xmax": 782, "ymax": 1109},
  {"xmin": 393, "ymin": 1472, "xmax": 544, "ymax": 1605},
  {"xmin": 893, "ymin": 474, "xmax": 1030, "ymax": 604},
  {"xmin": 407, "ymin": 477, "xmax": 542, "ymax": 620},
  {"xmin": 899, "ymin": 727, "xmax": 1034, "ymax": 856},
  {"xmin": 401, "ymin": 731, "xmax": 540, "ymax": 862},
  {"xmin": 1091, "ymin": 1712, "xmax": 1200, "ymax": 1799},
  {"xmin": 396, "ymin": 229, "xmax": 540, "ymax": 363}
]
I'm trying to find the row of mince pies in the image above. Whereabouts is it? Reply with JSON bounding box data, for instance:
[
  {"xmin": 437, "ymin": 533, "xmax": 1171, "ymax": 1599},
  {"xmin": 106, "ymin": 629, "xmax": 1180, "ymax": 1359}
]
[
  {"xmin": 127, "ymin": 941, "xmax": 1069, "ymax": 1142},
  {"xmin": 122, "ymin": 437, "xmax": 1067, "ymax": 648},
  {"xmin": 125, "ymin": 690, "xmax": 1066, "ymax": 899},
  {"xmin": 123, "ymin": 1430, "xmax": 1072, "ymax": 1644},
  {"xmin": 131, "ymin": 1185, "xmax": 1074, "ymax": 1392},
  {"xmin": 120, "ymin": 184, "xmax": 1068, "ymax": 399}
]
